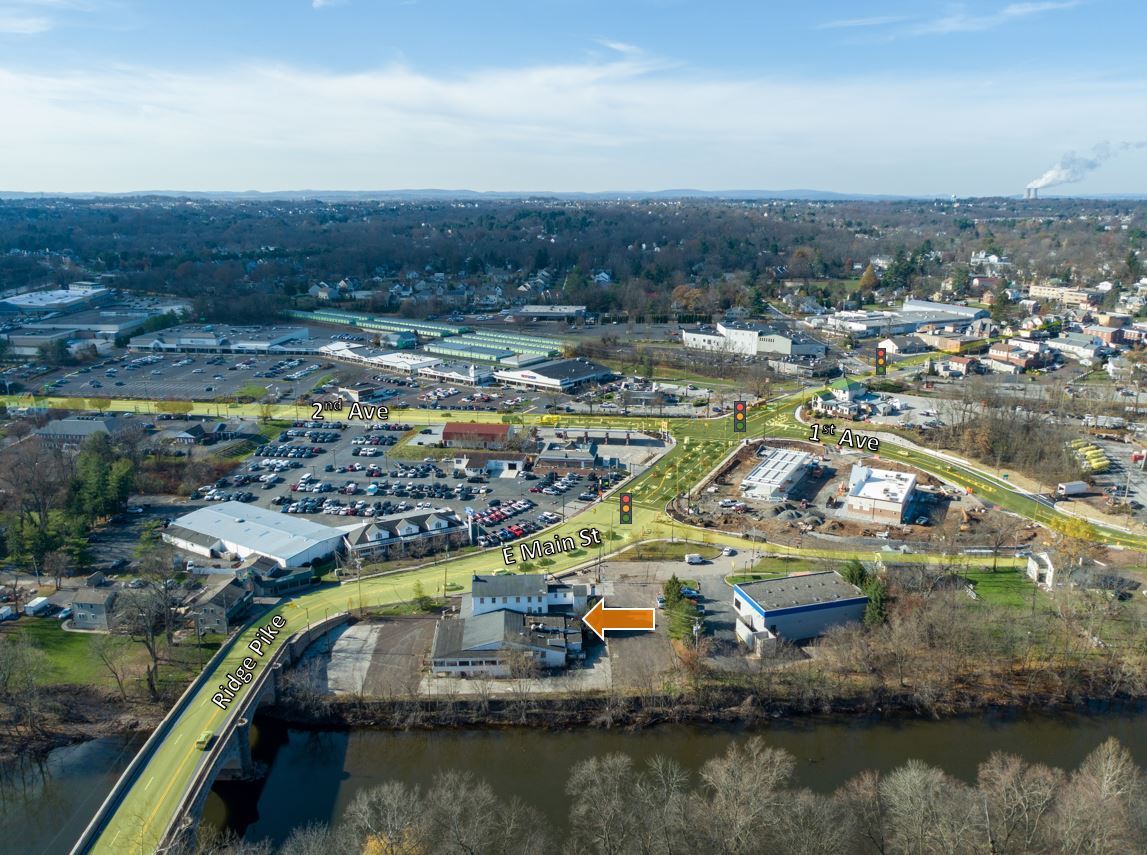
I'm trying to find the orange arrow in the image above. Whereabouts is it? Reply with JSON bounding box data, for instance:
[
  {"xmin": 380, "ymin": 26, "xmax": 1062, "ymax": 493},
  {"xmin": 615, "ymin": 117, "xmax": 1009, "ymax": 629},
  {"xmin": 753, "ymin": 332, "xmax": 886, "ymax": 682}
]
[{"xmin": 582, "ymin": 598, "xmax": 656, "ymax": 641}]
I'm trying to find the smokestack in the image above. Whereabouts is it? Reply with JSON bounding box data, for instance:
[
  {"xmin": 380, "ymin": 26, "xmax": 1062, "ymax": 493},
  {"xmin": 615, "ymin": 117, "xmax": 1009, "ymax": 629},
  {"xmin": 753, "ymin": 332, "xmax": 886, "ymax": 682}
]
[
  {"xmin": 1032, "ymin": 187, "xmax": 1038, "ymax": 200},
  {"xmin": 1024, "ymin": 188, "xmax": 1031, "ymax": 200}
]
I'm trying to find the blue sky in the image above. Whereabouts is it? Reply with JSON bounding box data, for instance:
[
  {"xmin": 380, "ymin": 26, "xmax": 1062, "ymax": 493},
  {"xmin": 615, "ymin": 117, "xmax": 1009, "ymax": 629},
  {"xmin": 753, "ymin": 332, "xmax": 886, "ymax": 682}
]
[{"xmin": 1, "ymin": 0, "xmax": 1145, "ymax": 194}]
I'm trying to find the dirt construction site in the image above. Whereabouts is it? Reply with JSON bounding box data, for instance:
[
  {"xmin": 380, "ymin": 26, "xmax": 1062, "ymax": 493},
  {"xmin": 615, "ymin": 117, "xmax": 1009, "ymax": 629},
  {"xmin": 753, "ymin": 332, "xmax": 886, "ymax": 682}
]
[{"xmin": 679, "ymin": 439, "xmax": 1043, "ymax": 553}]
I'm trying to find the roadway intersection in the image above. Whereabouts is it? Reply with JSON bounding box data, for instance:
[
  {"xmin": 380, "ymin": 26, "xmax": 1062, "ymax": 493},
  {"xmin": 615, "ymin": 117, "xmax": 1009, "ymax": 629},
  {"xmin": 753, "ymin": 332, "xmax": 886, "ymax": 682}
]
[{"xmin": 40, "ymin": 386, "xmax": 1145, "ymax": 853}]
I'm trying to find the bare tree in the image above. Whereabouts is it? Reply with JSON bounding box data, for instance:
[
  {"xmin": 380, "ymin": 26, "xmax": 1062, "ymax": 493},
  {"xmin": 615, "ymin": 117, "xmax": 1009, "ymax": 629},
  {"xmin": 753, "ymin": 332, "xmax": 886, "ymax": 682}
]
[{"xmin": 92, "ymin": 633, "xmax": 133, "ymax": 702}]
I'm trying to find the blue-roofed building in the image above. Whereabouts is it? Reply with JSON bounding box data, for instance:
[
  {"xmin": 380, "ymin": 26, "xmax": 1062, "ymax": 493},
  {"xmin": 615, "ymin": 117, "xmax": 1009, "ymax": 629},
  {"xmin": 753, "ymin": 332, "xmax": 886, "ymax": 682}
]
[{"xmin": 733, "ymin": 571, "xmax": 867, "ymax": 653}]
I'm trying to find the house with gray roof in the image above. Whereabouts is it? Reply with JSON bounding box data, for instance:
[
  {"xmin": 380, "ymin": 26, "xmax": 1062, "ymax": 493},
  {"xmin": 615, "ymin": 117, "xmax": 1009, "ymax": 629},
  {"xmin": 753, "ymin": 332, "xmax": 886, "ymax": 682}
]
[{"xmin": 467, "ymin": 573, "xmax": 595, "ymax": 617}]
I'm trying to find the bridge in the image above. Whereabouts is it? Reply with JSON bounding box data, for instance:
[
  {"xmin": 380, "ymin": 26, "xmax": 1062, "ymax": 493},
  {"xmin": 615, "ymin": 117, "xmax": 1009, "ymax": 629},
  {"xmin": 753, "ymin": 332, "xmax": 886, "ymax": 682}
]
[
  {"xmin": 65, "ymin": 392, "xmax": 1147, "ymax": 853},
  {"xmin": 71, "ymin": 612, "xmax": 351, "ymax": 855}
]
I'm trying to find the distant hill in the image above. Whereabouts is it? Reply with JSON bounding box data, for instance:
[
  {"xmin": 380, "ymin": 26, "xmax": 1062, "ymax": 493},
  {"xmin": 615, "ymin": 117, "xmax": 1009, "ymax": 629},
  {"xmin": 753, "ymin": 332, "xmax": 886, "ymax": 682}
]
[
  {"xmin": 0, "ymin": 188, "xmax": 920, "ymax": 202},
  {"xmin": 2, "ymin": 188, "xmax": 1144, "ymax": 201}
]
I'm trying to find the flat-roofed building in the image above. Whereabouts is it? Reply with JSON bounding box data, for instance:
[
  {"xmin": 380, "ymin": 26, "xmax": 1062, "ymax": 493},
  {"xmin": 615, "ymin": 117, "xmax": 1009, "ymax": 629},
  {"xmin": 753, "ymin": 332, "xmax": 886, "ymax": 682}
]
[
  {"xmin": 513, "ymin": 305, "xmax": 587, "ymax": 321},
  {"xmin": 494, "ymin": 358, "xmax": 612, "ymax": 392},
  {"xmin": 164, "ymin": 501, "xmax": 348, "ymax": 568},
  {"xmin": 740, "ymin": 447, "xmax": 814, "ymax": 501},
  {"xmin": 129, "ymin": 324, "xmax": 313, "ymax": 354},
  {"xmin": 2, "ymin": 284, "xmax": 111, "ymax": 314},
  {"xmin": 430, "ymin": 609, "xmax": 584, "ymax": 677},
  {"xmin": 733, "ymin": 571, "xmax": 867, "ymax": 651},
  {"xmin": 843, "ymin": 465, "xmax": 917, "ymax": 525}
]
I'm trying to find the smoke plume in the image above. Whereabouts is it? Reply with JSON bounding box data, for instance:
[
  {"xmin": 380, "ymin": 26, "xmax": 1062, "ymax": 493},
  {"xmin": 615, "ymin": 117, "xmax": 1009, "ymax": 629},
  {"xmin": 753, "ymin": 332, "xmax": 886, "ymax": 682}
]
[{"xmin": 1027, "ymin": 141, "xmax": 1147, "ymax": 190}]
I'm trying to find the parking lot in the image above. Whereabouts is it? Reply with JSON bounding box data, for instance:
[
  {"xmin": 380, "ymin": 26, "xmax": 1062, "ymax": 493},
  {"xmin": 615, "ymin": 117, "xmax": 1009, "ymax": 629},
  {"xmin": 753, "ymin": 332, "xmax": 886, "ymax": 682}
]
[
  {"xmin": 33, "ymin": 352, "xmax": 374, "ymax": 403},
  {"xmin": 197, "ymin": 418, "xmax": 628, "ymax": 555}
]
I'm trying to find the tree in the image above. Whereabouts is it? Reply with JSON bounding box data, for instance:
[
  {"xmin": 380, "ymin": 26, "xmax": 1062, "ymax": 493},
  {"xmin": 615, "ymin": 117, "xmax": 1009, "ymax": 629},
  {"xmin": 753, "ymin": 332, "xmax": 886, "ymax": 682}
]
[
  {"xmin": 863, "ymin": 577, "xmax": 888, "ymax": 627},
  {"xmin": 92, "ymin": 633, "xmax": 134, "ymax": 702},
  {"xmin": 858, "ymin": 263, "xmax": 879, "ymax": 290},
  {"xmin": 840, "ymin": 559, "xmax": 869, "ymax": 589}
]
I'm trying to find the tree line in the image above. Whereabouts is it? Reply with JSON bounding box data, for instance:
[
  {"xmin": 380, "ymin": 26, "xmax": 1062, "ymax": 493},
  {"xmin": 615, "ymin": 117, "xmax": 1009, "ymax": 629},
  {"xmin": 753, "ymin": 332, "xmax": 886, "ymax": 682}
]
[{"xmin": 177, "ymin": 736, "xmax": 1147, "ymax": 855}]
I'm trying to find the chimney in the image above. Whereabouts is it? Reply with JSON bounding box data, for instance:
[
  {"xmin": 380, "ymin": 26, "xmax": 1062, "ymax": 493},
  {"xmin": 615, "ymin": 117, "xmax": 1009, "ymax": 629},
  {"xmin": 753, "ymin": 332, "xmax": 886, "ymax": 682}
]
[
  {"xmin": 1024, "ymin": 188, "xmax": 1031, "ymax": 200},
  {"xmin": 1032, "ymin": 187, "xmax": 1038, "ymax": 200}
]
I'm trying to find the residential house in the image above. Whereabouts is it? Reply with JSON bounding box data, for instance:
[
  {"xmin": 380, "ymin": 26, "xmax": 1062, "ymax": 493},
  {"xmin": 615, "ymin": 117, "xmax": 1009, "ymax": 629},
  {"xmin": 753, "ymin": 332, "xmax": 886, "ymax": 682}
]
[
  {"xmin": 187, "ymin": 576, "xmax": 253, "ymax": 635},
  {"xmin": 70, "ymin": 588, "xmax": 117, "ymax": 632}
]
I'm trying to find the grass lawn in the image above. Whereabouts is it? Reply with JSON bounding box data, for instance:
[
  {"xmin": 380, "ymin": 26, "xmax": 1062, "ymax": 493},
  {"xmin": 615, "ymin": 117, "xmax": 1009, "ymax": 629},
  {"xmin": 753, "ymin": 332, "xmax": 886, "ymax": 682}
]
[
  {"xmin": 1, "ymin": 617, "xmax": 220, "ymax": 693},
  {"xmin": 727, "ymin": 557, "xmax": 831, "ymax": 584},
  {"xmin": 964, "ymin": 567, "xmax": 1037, "ymax": 608},
  {"xmin": 617, "ymin": 541, "xmax": 720, "ymax": 562}
]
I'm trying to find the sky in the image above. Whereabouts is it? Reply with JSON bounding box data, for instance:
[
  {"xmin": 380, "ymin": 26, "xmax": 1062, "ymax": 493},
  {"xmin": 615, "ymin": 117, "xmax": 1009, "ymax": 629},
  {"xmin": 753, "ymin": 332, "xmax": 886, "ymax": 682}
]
[{"xmin": 1, "ymin": 0, "xmax": 1146, "ymax": 195}]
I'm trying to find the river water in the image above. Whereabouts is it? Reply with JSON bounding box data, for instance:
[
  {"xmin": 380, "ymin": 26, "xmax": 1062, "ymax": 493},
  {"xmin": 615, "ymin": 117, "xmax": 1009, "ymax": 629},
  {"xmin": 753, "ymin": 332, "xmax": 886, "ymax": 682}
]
[
  {"xmin": 5, "ymin": 711, "xmax": 1144, "ymax": 854},
  {"xmin": 205, "ymin": 708, "xmax": 1147, "ymax": 849},
  {"xmin": 0, "ymin": 733, "xmax": 146, "ymax": 855}
]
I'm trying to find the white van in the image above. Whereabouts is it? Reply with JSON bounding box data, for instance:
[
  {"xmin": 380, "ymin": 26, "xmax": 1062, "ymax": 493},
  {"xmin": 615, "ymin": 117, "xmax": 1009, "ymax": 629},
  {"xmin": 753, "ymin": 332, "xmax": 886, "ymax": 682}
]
[{"xmin": 685, "ymin": 553, "xmax": 704, "ymax": 565}]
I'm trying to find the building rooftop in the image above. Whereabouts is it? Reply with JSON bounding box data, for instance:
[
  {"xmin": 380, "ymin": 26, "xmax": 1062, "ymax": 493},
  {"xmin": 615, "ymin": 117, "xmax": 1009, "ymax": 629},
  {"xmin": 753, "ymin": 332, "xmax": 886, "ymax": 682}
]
[
  {"xmin": 736, "ymin": 571, "xmax": 866, "ymax": 611},
  {"xmin": 36, "ymin": 416, "xmax": 129, "ymax": 439},
  {"xmin": 432, "ymin": 609, "xmax": 579, "ymax": 658},
  {"xmin": 169, "ymin": 501, "xmax": 346, "ymax": 563},
  {"xmin": 741, "ymin": 448, "xmax": 813, "ymax": 496},
  {"xmin": 442, "ymin": 422, "xmax": 510, "ymax": 440},
  {"xmin": 470, "ymin": 573, "xmax": 548, "ymax": 600},
  {"xmin": 847, "ymin": 465, "xmax": 916, "ymax": 504},
  {"xmin": 503, "ymin": 358, "xmax": 610, "ymax": 381}
]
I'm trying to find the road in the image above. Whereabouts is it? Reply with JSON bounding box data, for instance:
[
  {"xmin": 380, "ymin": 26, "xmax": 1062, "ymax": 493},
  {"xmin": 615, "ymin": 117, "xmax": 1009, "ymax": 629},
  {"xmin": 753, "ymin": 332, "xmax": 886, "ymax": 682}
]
[{"xmin": 70, "ymin": 383, "xmax": 1147, "ymax": 853}]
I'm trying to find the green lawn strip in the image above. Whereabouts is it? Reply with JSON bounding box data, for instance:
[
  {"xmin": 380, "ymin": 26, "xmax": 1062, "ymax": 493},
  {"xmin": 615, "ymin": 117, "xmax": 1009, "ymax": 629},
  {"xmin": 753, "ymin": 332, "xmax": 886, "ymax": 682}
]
[
  {"xmin": 616, "ymin": 541, "xmax": 721, "ymax": 562},
  {"xmin": 962, "ymin": 567, "xmax": 1037, "ymax": 608}
]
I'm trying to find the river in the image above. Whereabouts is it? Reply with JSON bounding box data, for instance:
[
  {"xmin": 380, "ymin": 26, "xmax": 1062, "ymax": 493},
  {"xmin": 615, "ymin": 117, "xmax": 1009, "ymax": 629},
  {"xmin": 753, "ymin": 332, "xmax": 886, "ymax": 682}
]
[
  {"xmin": 205, "ymin": 708, "xmax": 1147, "ymax": 849},
  {"xmin": 0, "ymin": 734, "xmax": 146, "ymax": 855},
  {"xmin": 5, "ymin": 711, "xmax": 1144, "ymax": 854}
]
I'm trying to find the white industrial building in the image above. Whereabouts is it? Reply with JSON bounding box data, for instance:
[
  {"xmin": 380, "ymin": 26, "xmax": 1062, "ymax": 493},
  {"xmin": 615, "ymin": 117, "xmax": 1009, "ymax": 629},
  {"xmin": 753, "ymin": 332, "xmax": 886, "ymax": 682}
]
[
  {"xmin": 733, "ymin": 571, "xmax": 868, "ymax": 652},
  {"xmin": 467, "ymin": 573, "xmax": 596, "ymax": 617},
  {"xmin": 842, "ymin": 465, "xmax": 917, "ymax": 525},
  {"xmin": 163, "ymin": 502, "xmax": 350, "ymax": 568},
  {"xmin": 682, "ymin": 321, "xmax": 826, "ymax": 358},
  {"xmin": 740, "ymin": 447, "xmax": 814, "ymax": 501},
  {"xmin": 129, "ymin": 325, "xmax": 314, "ymax": 354},
  {"xmin": 493, "ymin": 358, "xmax": 611, "ymax": 392}
]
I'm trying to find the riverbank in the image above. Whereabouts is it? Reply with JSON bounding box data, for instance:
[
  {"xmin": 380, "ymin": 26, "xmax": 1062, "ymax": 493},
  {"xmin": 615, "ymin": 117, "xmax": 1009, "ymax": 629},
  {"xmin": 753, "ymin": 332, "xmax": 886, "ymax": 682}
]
[
  {"xmin": 0, "ymin": 686, "xmax": 164, "ymax": 764},
  {"xmin": 259, "ymin": 683, "xmax": 1147, "ymax": 735}
]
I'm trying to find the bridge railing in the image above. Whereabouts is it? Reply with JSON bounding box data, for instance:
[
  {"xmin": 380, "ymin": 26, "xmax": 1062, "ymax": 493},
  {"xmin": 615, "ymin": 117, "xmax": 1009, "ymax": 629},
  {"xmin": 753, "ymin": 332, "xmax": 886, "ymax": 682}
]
[
  {"xmin": 69, "ymin": 621, "xmax": 256, "ymax": 855},
  {"xmin": 156, "ymin": 612, "xmax": 351, "ymax": 852}
]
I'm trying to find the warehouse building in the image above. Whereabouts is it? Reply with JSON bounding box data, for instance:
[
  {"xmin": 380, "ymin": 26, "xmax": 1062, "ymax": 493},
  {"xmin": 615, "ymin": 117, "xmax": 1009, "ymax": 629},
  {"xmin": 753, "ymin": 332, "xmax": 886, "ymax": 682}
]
[
  {"xmin": 429, "ymin": 609, "xmax": 584, "ymax": 677},
  {"xmin": 733, "ymin": 571, "xmax": 868, "ymax": 652},
  {"xmin": 163, "ymin": 501, "xmax": 349, "ymax": 568},
  {"xmin": 2, "ymin": 283, "xmax": 112, "ymax": 314},
  {"xmin": 740, "ymin": 447, "xmax": 815, "ymax": 501},
  {"xmin": 512, "ymin": 305, "xmax": 587, "ymax": 322},
  {"xmin": 842, "ymin": 465, "xmax": 917, "ymax": 524},
  {"xmin": 494, "ymin": 358, "xmax": 612, "ymax": 392},
  {"xmin": 682, "ymin": 321, "xmax": 826, "ymax": 358},
  {"xmin": 129, "ymin": 324, "xmax": 314, "ymax": 354}
]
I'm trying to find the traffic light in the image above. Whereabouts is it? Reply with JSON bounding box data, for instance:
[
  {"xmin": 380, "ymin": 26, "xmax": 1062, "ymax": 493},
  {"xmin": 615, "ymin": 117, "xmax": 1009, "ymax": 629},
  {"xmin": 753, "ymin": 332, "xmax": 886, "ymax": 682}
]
[
  {"xmin": 733, "ymin": 400, "xmax": 747, "ymax": 433},
  {"xmin": 875, "ymin": 347, "xmax": 887, "ymax": 376},
  {"xmin": 619, "ymin": 492, "xmax": 633, "ymax": 525}
]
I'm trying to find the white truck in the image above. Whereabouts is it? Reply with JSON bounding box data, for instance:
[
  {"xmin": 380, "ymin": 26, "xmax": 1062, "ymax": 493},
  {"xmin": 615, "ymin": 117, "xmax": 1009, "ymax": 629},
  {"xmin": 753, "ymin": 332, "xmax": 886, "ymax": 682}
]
[
  {"xmin": 1056, "ymin": 481, "xmax": 1089, "ymax": 498},
  {"xmin": 684, "ymin": 553, "xmax": 704, "ymax": 565}
]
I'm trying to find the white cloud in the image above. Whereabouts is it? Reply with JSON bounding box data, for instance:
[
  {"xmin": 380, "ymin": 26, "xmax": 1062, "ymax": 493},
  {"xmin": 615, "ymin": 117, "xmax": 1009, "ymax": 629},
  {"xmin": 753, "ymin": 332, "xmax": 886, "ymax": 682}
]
[
  {"xmin": 0, "ymin": 0, "xmax": 105, "ymax": 34},
  {"xmin": 821, "ymin": 2, "xmax": 1080, "ymax": 39},
  {"xmin": 0, "ymin": 52, "xmax": 1143, "ymax": 195},
  {"xmin": 818, "ymin": 15, "xmax": 909, "ymax": 30},
  {"xmin": 907, "ymin": 1, "xmax": 1080, "ymax": 36},
  {"xmin": 0, "ymin": 13, "xmax": 51, "ymax": 33}
]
